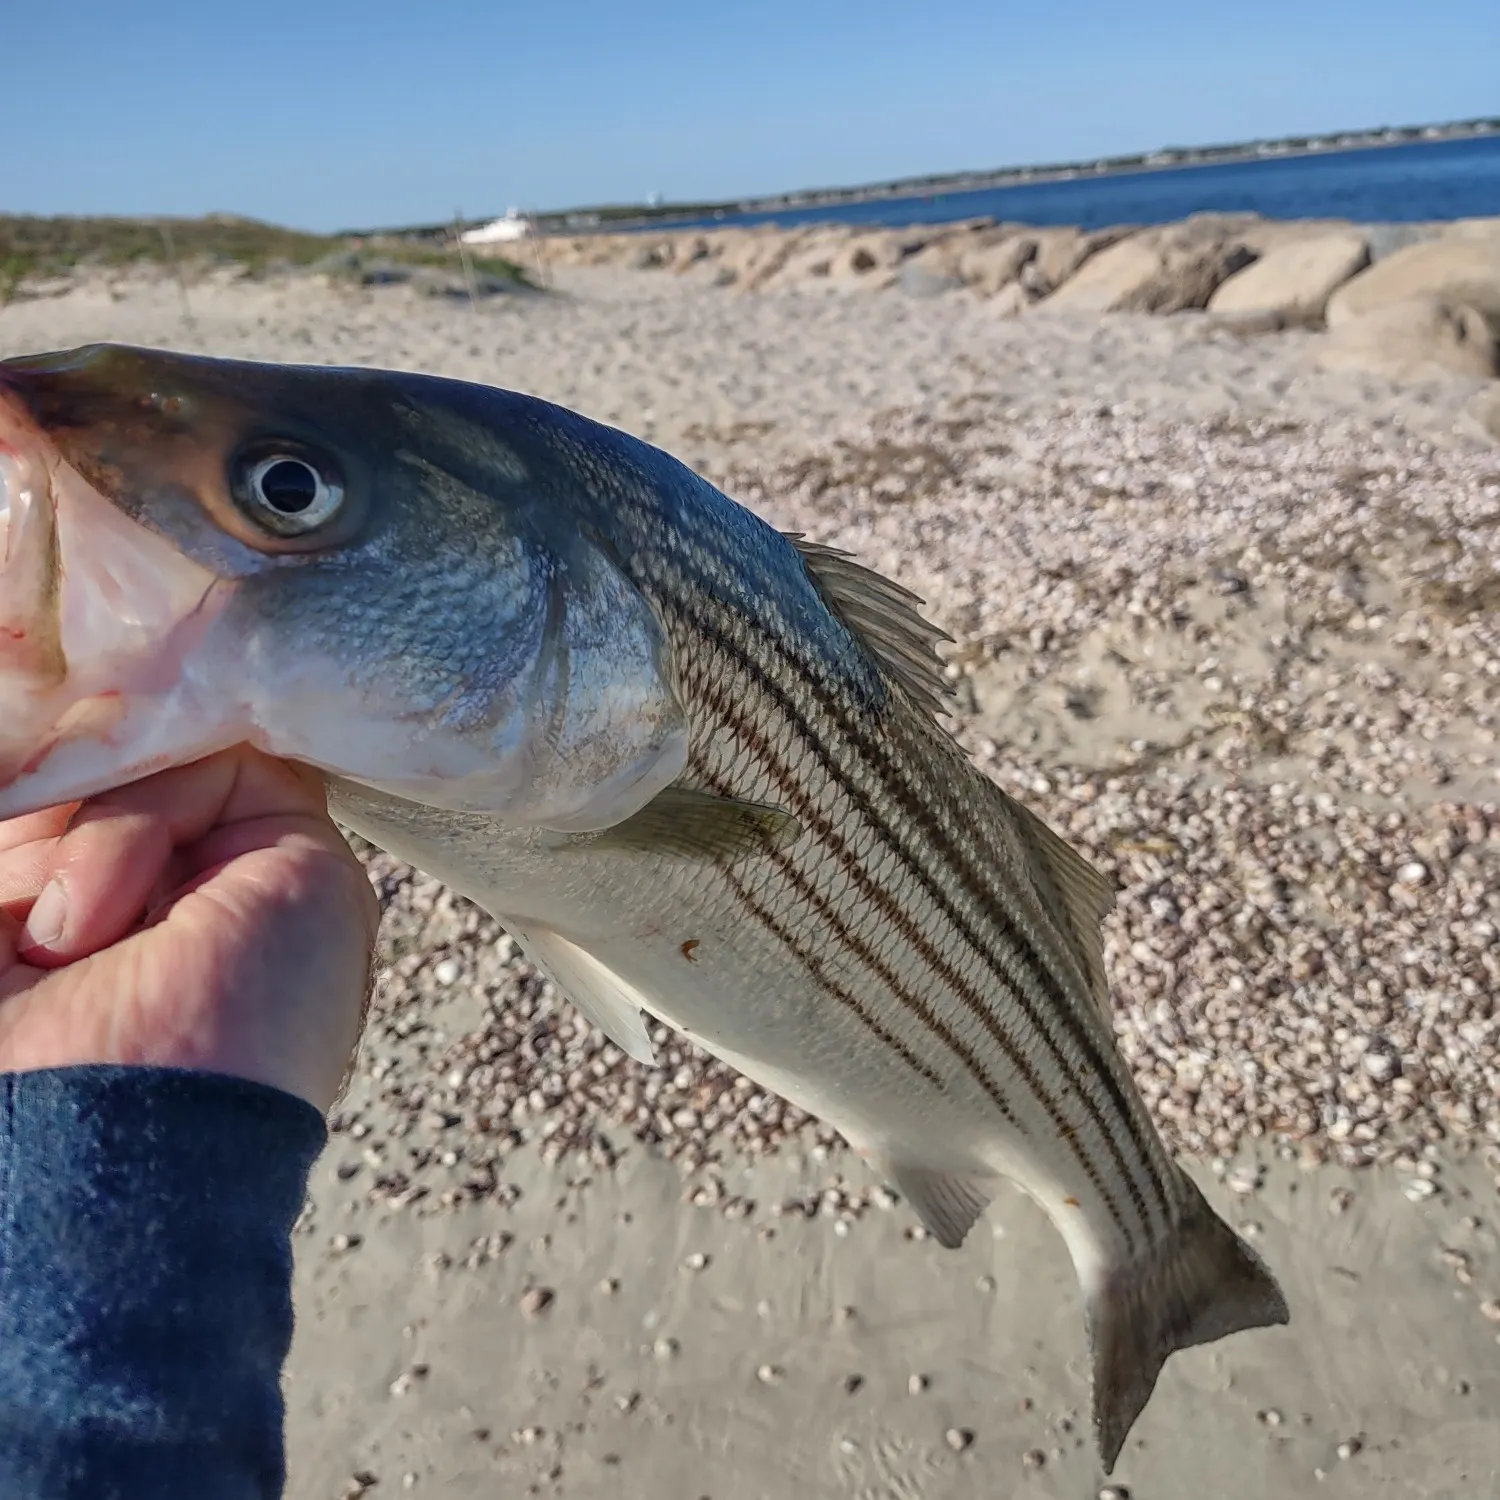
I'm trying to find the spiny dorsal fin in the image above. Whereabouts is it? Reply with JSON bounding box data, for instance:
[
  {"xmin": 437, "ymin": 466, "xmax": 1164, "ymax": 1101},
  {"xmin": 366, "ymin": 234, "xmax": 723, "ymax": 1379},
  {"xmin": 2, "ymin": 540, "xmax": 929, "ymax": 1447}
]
[
  {"xmin": 547, "ymin": 785, "xmax": 801, "ymax": 862},
  {"xmin": 1005, "ymin": 794, "xmax": 1116, "ymax": 1022},
  {"xmin": 787, "ymin": 534, "xmax": 954, "ymax": 719}
]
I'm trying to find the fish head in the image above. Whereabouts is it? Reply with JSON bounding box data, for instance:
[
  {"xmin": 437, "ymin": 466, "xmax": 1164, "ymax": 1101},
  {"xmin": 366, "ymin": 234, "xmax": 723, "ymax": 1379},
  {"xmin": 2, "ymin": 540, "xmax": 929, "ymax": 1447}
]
[{"xmin": 0, "ymin": 343, "xmax": 687, "ymax": 826}]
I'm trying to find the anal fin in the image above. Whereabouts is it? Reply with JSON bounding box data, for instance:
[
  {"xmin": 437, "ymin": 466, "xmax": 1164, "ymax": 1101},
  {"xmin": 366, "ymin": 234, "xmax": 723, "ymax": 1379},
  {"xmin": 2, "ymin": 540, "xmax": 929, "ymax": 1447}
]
[
  {"xmin": 508, "ymin": 925, "xmax": 659, "ymax": 1066},
  {"xmin": 883, "ymin": 1162, "xmax": 995, "ymax": 1250}
]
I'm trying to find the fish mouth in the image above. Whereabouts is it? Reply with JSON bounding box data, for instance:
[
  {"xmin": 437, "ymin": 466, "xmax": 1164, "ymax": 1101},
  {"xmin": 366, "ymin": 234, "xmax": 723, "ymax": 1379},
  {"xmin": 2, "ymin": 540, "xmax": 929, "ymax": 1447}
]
[{"xmin": 0, "ymin": 367, "xmax": 238, "ymax": 819}]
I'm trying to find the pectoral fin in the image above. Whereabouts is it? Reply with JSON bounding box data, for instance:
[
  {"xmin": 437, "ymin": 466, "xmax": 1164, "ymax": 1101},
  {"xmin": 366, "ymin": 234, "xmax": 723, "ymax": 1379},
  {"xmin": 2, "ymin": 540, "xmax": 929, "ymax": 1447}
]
[
  {"xmin": 508, "ymin": 924, "xmax": 660, "ymax": 1066},
  {"xmin": 546, "ymin": 785, "xmax": 800, "ymax": 862}
]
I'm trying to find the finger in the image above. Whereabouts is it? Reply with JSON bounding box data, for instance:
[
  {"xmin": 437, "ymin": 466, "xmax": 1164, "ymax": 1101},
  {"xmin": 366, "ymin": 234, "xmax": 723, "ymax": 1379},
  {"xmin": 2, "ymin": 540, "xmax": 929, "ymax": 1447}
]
[
  {"xmin": 19, "ymin": 747, "xmax": 332, "ymax": 963},
  {"xmin": 0, "ymin": 802, "xmax": 78, "ymax": 857},
  {"xmin": 0, "ymin": 836, "xmax": 62, "ymax": 922}
]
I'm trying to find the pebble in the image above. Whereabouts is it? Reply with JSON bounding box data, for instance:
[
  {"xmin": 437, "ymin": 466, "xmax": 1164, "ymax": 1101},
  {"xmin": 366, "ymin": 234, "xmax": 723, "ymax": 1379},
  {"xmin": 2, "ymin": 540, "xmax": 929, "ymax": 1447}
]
[
  {"xmin": 1403, "ymin": 1178, "xmax": 1438, "ymax": 1203},
  {"xmin": 944, "ymin": 1427, "xmax": 974, "ymax": 1452},
  {"xmin": 756, "ymin": 1363, "xmax": 783, "ymax": 1385},
  {"xmin": 1227, "ymin": 1163, "xmax": 1264, "ymax": 1196},
  {"xmin": 907, "ymin": 1374, "xmax": 928, "ymax": 1395},
  {"xmin": 597, "ymin": 1277, "xmax": 620, "ymax": 1295},
  {"xmin": 652, "ymin": 1337, "xmax": 679, "ymax": 1361},
  {"xmin": 1022, "ymin": 1449, "xmax": 1046, "ymax": 1470},
  {"xmin": 1480, "ymin": 1300, "xmax": 1500, "ymax": 1322},
  {"xmin": 519, "ymin": 1286, "xmax": 555, "ymax": 1318},
  {"xmin": 681, "ymin": 1252, "xmax": 709, "ymax": 1272},
  {"xmin": 1337, "ymin": 1437, "xmax": 1363, "ymax": 1459},
  {"xmin": 1098, "ymin": 1489, "xmax": 1132, "ymax": 1500},
  {"xmin": 1258, "ymin": 1408, "xmax": 1284, "ymax": 1427},
  {"xmin": 433, "ymin": 958, "xmax": 461, "ymax": 985}
]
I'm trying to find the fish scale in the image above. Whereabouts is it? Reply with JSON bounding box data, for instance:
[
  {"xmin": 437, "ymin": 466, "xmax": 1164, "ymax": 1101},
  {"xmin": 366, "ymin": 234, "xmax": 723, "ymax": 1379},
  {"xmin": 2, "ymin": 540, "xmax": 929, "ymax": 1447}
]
[{"xmin": 0, "ymin": 342, "xmax": 1290, "ymax": 1471}]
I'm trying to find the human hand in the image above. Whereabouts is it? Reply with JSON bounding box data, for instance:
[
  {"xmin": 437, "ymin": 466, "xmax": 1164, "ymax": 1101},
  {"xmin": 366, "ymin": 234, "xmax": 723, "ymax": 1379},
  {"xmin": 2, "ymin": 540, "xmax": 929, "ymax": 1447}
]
[{"xmin": 0, "ymin": 747, "xmax": 381, "ymax": 1112}]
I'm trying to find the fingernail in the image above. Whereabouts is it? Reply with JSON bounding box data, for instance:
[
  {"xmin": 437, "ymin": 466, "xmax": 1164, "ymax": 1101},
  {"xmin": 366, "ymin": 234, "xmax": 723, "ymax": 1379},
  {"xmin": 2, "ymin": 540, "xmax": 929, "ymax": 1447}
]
[{"xmin": 23, "ymin": 879, "xmax": 68, "ymax": 950}]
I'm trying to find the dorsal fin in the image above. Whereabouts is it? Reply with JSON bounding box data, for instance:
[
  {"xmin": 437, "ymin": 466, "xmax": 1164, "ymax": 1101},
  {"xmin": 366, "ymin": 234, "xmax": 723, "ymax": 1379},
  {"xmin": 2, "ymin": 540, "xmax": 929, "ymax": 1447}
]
[
  {"xmin": 787, "ymin": 534, "xmax": 954, "ymax": 718},
  {"xmin": 1005, "ymin": 794, "xmax": 1117, "ymax": 1022}
]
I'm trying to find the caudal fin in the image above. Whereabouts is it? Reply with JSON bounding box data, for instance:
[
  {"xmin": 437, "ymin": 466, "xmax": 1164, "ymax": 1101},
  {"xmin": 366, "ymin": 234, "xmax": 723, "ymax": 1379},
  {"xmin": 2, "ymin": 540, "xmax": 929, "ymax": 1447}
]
[{"xmin": 1086, "ymin": 1173, "xmax": 1290, "ymax": 1472}]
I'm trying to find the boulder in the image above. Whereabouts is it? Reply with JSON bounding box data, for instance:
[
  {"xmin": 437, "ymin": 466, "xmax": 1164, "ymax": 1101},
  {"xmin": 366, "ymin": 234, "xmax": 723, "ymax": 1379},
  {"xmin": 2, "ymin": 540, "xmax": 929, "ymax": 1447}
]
[
  {"xmin": 830, "ymin": 231, "xmax": 905, "ymax": 278},
  {"xmin": 1045, "ymin": 235, "xmax": 1160, "ymax": 309},
  {"xmin": 1362, "ymin": 222, "xmax": 1444, "ymax": 261},
  {"xmin": 765, "ymin": 228, "xmax": 855, "ymax": 286},
  {"xmin": 668, "ymin": 234, "xmax": 712, "ymax": 272},
  {"xmin": 715, "ymin": 228, "xmax": 797, "ymax": 289},
  {"xmin": 960, "ymin": 234, "xmax": 1037, "ymax": 295},
  {"xmin": 1207, "ymin": 232, "xmax": 1370, "ymax": 324},
  {"xmin": 1313, "ymin": 297, "xmax": 1499, "ymax": 383},
  {"xmin": 900, "ymin": 234, "xmax": 967, "ymax": 279},
  {"xmin": 1029, "ymin": 227, "xmax": 1124, "ymax": 293},
  {"xmin": 1443, "ymin": 215, "xmax": 1500, "ymax": 246},
  {"xmin": 1327, "ymin": 239, "xmax": 1500, "ymax": 333},
  {"xmin": 990, "ymin": 280, "xmax": 1036, "ymax": 317},
  {"xmin": 1459, "ymin": 381, "xmax": 1500, "ymax": 444},
  {"xmin": 1046, "ymin": 223, "xmax": 1256, "ymax": 314},
  {"xmin": 898, "ymin": 262, "xmax": 965, "ymax": 297}
]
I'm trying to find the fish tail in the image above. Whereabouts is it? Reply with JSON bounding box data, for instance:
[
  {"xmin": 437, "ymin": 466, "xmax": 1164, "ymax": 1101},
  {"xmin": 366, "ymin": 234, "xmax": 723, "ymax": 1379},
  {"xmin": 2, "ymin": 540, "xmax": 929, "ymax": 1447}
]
[{"xmin": 1085, "ymin": 1171, "xmax": 1290, "ymax": 1472}]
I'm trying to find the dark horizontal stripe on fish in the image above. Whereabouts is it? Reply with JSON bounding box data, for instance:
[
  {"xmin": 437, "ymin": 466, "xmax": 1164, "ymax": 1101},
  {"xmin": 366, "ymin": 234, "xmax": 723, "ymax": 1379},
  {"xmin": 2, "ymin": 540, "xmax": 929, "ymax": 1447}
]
[
  {"xmin": 714, "ymin": 860, "xmax": 948, "ymax": 1095},
  {"xmin": 649, "ymin": 564, "xmax": 1169, "ymax": 1241},
  {"xmin": 699, "ymin": 762, "xmax": 1022, "ymax": 1129},
  {"xmin": 690, "ymin": 667, "xmax": 1127, "ymax": 1236}
]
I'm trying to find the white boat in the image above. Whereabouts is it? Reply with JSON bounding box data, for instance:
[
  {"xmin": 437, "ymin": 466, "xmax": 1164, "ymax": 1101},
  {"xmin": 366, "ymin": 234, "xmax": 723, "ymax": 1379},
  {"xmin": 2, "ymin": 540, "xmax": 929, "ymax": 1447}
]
[{"xmin": 459, "ymin": 210, "xmax": 533, "ymax": 245}]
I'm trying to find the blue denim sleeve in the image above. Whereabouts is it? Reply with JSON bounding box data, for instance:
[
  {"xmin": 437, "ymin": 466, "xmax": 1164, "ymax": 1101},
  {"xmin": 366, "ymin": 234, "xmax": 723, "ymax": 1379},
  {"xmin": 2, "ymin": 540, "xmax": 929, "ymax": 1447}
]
[{"xmin": 0, "ymin": 1066, "xmax": 327, "ymax": 1500}]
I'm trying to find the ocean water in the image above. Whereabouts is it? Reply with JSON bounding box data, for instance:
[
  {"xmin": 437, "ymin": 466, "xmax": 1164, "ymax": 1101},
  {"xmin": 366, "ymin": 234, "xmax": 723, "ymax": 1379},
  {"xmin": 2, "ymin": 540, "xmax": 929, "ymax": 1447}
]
[{"xmin": 661, "ymin": 134, "xmax": 1500, "ymax": 233}]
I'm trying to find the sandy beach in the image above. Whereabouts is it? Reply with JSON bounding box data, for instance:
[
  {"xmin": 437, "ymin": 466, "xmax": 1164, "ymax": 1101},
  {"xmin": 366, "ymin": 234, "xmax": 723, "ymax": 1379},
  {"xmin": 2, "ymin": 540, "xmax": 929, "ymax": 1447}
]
[{"xmin": 3, "ymin": 250, "xmax": 1497, "ymax": 1500}]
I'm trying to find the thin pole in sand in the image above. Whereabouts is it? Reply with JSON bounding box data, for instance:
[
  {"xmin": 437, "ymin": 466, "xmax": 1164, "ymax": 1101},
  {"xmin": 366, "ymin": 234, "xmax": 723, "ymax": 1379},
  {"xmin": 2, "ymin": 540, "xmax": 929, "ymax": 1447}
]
[
  {"xmin": 526, "ymin": 209, "xmax": 551, "ymax": 291},
  {"xmin": 453, "ymin": 210, "xmax": 480, "ymax": 315},
  {"xmin": 157, "ymin": 220, "xmax": 199, "ymax": 341}
]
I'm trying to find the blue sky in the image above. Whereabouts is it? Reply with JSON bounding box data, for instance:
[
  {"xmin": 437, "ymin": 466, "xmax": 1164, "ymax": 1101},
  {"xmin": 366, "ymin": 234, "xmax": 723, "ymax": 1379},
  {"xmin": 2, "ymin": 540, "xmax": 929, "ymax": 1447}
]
[{"xmin": 7, "ymin": 0, "xmax": 1496, "ymax": 231}]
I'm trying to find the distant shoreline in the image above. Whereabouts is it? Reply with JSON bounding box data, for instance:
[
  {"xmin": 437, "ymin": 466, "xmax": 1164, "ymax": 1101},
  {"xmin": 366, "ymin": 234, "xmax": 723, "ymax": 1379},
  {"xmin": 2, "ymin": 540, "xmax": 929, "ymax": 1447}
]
[{"xmin": 459, "ymin": 118, "xmax": 1499, "ymax": 240}]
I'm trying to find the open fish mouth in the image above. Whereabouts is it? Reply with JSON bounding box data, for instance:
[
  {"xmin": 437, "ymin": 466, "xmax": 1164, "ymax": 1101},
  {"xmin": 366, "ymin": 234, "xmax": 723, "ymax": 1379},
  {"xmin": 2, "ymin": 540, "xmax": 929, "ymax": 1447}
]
[{"xmin": 0, "ymin": 370, "xmax": 236, "ymax": 819}]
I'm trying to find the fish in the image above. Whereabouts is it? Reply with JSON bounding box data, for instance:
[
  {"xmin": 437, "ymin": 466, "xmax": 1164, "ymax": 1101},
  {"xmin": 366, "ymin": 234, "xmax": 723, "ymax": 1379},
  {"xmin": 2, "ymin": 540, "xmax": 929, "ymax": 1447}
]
[{"xmin": 0, "ymin": 342, "xmax": 1288, "ymax": 1470}]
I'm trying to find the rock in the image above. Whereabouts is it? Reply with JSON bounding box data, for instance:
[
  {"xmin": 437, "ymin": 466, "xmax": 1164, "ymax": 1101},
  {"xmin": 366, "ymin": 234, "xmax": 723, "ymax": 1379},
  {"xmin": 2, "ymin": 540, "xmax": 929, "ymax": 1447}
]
[
  {"xmin": 715, "ymin": 229, "xmax": 795, "ymax": 290},
  {"xmin": 1459, "ymin": 381, "xmax": 1500, "ymax": 445},
  {"xmin": 1028, "ymin": 226, "xmax": 1124, "ymax": 294},
  {"xmin": 1442, "ymin": 215, "xmax": 1500, "ymax": 251},
  {"xmin": 1047, "ymin": 224, "xmax": 1255, "ymax": 314},
  {"xmin": 1045, "ymin": 236, "xmax": 1160, "ymax": 309},
  {"xmin": 1327, "ymin": 238, "xmax": 1500, "ymax": 333},
  {"xmin": 960, "ymin": 234, "xmax": 1037, "ymax": 295},
  {"xmin": 990, "ymin": 281, "xmax": 1036, "ymax": 317},
  {"xmin": 668, "ymin": 234, "xmax": 712, "ymax": 272},
  {"xmin": 1313, "ymin": 297, "xmax": 1498, "ymax": 383},
  {"xmin": 899, "ymin": 234, "xmax": 967, "ymax": 281},
  {"xmin": 898, "ymin": 263, "xmax": 964, "ymax": 297},
  {"xmin": 1203, "ymin": 307, "xmax": 1288, "ymax": 336},
  {"xmin": 519, "ymin": 1285, "xmax": 555, "ymax": 1318},
  {"xmin": 1362, "ymin": 222, "xmax": 1444, "ymax": 261},
  {"xmin": 830, "ymin": 231, "xmax": 904, "ymax": 278},
  {"xmin": 1208, "ymin": 231, "xmax": 1370, "ymax": 324},
  {"xmin": 764, "ymin": 227, "xmax": 859, "ymax": 287}
]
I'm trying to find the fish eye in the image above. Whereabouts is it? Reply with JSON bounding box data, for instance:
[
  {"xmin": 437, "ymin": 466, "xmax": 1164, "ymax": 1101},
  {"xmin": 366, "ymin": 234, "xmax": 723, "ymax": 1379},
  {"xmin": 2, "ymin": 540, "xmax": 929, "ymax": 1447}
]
[{"xmin": 231, "ymin": 444, "xmax": 346, "ymax": 536}]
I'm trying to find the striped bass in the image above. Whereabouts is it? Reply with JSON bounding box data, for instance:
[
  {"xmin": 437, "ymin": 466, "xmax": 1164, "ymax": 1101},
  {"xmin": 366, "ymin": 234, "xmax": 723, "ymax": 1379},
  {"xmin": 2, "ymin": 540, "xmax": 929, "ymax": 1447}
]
[{"xmin": 0, "ymin": 344, "xmax": 1289, "ymax": 1470}]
